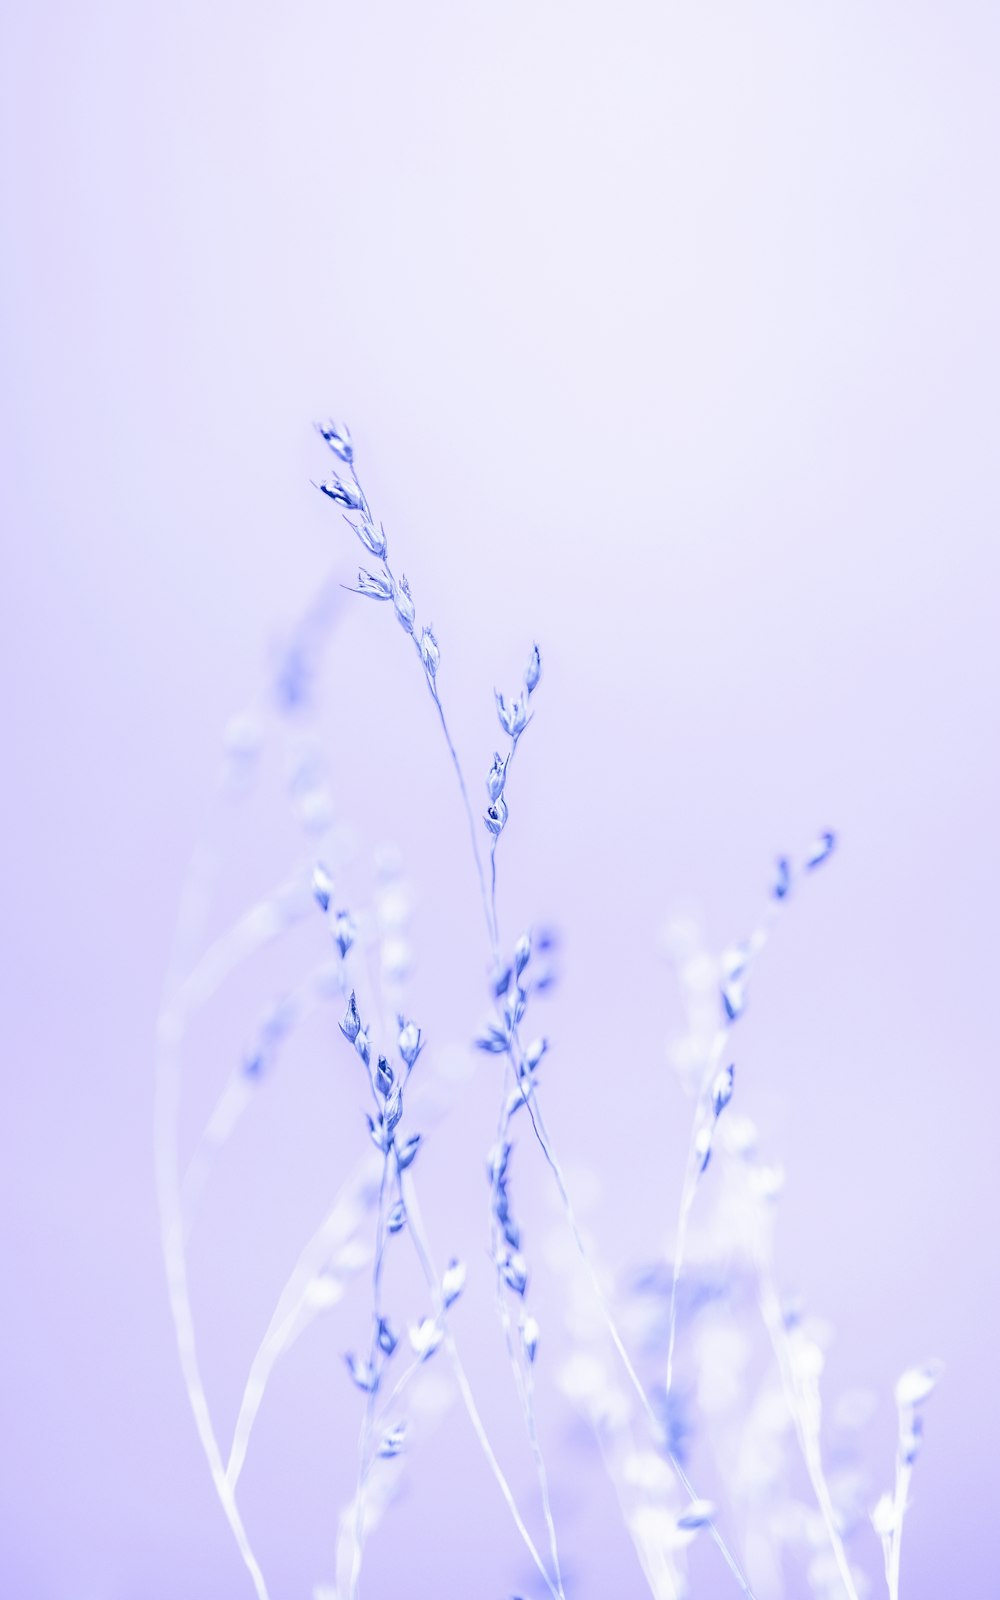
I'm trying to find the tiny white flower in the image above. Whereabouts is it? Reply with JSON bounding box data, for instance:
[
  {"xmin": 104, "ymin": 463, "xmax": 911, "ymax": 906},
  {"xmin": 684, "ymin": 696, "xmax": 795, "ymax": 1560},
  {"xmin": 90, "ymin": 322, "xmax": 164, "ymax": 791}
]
[
  {"xmin": 409, "ymin": 1317, "xmax": 443, "ymax": 1361},
  {"xmin": 676, "ymin": 1498, "xmax": 716, "ymax": 1532},
  {"xmin": 441, "ymin": 1259, "xmax": 466, "ymax": 1308},
  {"xmin": 895, "ymin": 1360, "xmax": 943, "ymax": 1409},
  {"xmin": 871, "ymin": 1492, "xmax": 897, "ymax": 1538},
  {"xmin": 520, "ymin": 1314, "xmax": 540, "ymax": 1363}
]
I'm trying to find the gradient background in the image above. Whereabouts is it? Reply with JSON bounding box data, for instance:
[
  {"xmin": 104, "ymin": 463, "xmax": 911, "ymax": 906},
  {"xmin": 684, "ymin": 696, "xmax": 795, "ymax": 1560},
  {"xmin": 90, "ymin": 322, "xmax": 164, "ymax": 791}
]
[{"xmin": 3, "ymin": 3, "xmax": 999, "ymax": 1597}]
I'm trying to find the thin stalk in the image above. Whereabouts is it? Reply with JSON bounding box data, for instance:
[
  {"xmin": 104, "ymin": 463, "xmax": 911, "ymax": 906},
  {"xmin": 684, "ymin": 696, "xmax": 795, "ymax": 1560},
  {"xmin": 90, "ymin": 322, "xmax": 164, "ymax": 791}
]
[
  {"xmin": 417, "ymin": 659, "xmax": 752, "ymax": 1596},
  {"xmin": 515, "ymin": 1077, "xmax": 756, "ymax": 1599},
  {"xmin": 155, "ymin": 1006, "xmax": 270, "ymax": 1600},
  {"xmin": 664, "ymin": 905, "xmax": 776, "ymax": 1404},
  {"xmin": 754, "ymin": 1232, "xmax": 859, "ymax": 1600},
  {"xmin": 492, "ymin": 1060, "xmax": 566, "ymax": 1599},
  {"xmin": 401, "ymin": 1167, "xmax": 562, "ymax": 1600},
  {"xmin": 524, "ymin": 1358, "xmax": 566, "ymax": 1600},
  {"xmin": 427, "ymin": 678, "xmax": 497, "ymax": 956},
  {"xmin": 348, "ymin": 1156, "xmax": 391, "ymax": 1599},
  {"xmin": 226, "ymin": 1158, "xmax": 377, "ymax": 1492},
  {"xmin": 341, "ymin": 457, "xmax": 752, "ymax": 1596},
  {"xmin": 887, "ymin": 1456, "xmax": 912, "ymax": 1600},
  {"xmin": 665, "ymin": 1024, "xmax": 728, "ymax": 1396}
]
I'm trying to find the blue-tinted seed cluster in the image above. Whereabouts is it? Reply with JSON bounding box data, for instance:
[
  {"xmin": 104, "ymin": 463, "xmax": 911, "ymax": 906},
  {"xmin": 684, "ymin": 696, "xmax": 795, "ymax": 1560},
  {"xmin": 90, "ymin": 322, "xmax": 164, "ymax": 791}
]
[
  {"xmin": 313, "ymin": 421, "xmax": 441, "ymax": 693},
  {"xmin": 308, "ymin": 425, "xmax": 941, "ymax": 1600},
  {"xmin": 485, "ymin": 645, "xmax": 541, "ymax": 841},
  {"xmin": 309, "ymin": 861, "xmax": 447, "ymax": 1412},
  {"xmin": 721, "ymin": 833, "xmax": 837, "ymax": 1024}
]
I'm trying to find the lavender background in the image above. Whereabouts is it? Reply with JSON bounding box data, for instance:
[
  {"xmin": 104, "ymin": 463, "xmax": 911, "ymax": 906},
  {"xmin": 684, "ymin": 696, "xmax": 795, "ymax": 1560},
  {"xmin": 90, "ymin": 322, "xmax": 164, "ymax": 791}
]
[{"xmin": 3, "ymin": 3, "xmax": 999, "ymax": 1596}]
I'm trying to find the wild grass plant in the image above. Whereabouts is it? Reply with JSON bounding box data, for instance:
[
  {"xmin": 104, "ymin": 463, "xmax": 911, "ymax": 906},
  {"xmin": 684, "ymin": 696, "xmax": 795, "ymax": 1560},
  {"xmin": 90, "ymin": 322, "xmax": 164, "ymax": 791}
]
[{"xmin": 155, "ymin": 424, "xmax": 939, "ymax": 1600}]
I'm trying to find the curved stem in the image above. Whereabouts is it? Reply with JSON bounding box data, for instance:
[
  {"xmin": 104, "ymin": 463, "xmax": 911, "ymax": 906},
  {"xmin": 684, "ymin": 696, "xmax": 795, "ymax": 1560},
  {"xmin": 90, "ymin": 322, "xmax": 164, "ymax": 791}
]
[
  {"xmin": 155, "ymin": 1006, "xmax": 270, "ymax": 1600},
  {"xmin": 492, "ymin": 1060, "xmax": 566, "ymax": 1599},
  {"xmin": 401, "ymin": 1168, "xmax": 562, "ymax": 1600},
  {"xmin": 523, "ymin": 1358, "xmax": 565, "ymax": 1599},
  {"xmin": 348, "ymin": 1156, "xmax": 391, "ymax": 1599},
  {"xmin": 345, "ymin": 458, "xmax": 753, "ymax": 1595},
  {"xmin": 754, "ymin": 1230, "xmax": 859, "ymax": 1600},
  {"xmin": 426, "ymin": 679, "xmax": 497, "ymax": 957},
  {"xmin": 664, "ymin": 906, "xmax": 776, "ymax": 1404},
  {"xmin": 887, "ymin": 1455, "xmax": 912, "ymax": 1600},
  {"xmin": 516, "ymin": 1080, "xmax": 756, "ymax": 1599},
  {"xmin": 226, "ymin": 1158, "xmax": 378, "ymax": 1492},
  {"xmin": 665, "ymin": 1025, "xmax": 728, "ymax": 1396}
]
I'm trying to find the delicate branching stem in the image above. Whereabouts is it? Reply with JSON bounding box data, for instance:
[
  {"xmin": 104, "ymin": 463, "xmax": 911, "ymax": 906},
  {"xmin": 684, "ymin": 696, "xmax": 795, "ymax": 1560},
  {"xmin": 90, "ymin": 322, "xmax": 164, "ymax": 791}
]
[
  {"xmin": 665, "ymin": 1023, "xmax": 728, "ymax": 1396},
  {"xmin": 226, "ymin": 1158, "xmax": 378, "ymax": 1492},
  {"xmin": 493, "ymin": 1060, "xmax": 566, "ymax": 1599},
  {"xmin": 663, "ymin": 884, "xmax": 855, "ymax": 1596},
  {"xmin": 664, "ymin": 905, "xmax": 777, "ymax": 1402},
  {"xmin": 523, "ymin": 1358, "xmax": 565, "ymax": 1598},
  {"xmin": 340, "ymin": 448, "xmax": 753, "ymax": 1597},
  {"xmin": 887, "ymin": 1456, "xmax": 912, "ymax": 1600},
  {"xmin": 348, "ymin": 1157, "xmax": 392, "ymax": 1600},
  {"xmin": 400, "ymin": 1168, "xmax": 563, "ymax": 1600},
  {"xmin": 364, "ymin": 1353, "xmax": 422, "ymax": 1454},
  {"xmin": 342, "ymin": 463, "xmax": 496, "ymax": 956},
  {"xmin": 182, "ymin": 968, "xmax": 331, "ymax": 1229},
  {"xmin": 155, "ymin": 1005, "xmax": 270, "ymax": 1600},
  {"xmin": 153, "ymin": 856, "xmax": 308, "ymax": 1600},
  {"xmin": 590, "ymin": 1416, "xmax": 665, "ymax": 1598},
  {"xmin": 425, "ymin": 675, "xmax": 751, "ymax": 1594},
  {"xmin": 514, "ymin": 1076, "xmax": 756, "ymax": 1599},
  {"xmin": 426, "ymin": 679, "xmax": 497, "ymax": 955},
  {"xmin": 755, "ymin": 1231, "xmax": 860, "ymax": 1600}
]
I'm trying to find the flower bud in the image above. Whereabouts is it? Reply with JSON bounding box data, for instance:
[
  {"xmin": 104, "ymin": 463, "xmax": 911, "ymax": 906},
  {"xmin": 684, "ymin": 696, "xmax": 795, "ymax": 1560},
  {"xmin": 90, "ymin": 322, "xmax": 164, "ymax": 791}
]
[
  {"xmin": 333, "ymin": 909, "xmax": 355, "ymax": 958},
  {"xmin": 523, "ymin": 1037, "xmax": 547, "ymax": 1070},
  {"xmin": 344, "ymin": 1353, "xmax": 377, "ymax": 1392},
  {"xmin": 316, "ymin": 475, "xmax": 363, "ymax": 511},
  {"xmin": 895, "ymin": 1361, "xmax": 943, "ymax": 1409},
  {"xmin": 375, "ymin": 1055, "xmax": 394, "ymax": 1097},
  {"xmin": 385, "ymin": 1086, "xmax": 404, "ymax": 1135},
  {"xmin": 420, "ymin": 626, "xmax": 440, "ymax": 676},
  {"xmin": 501, "ymin": 1250, "xmax": 528, "ymax": 1296},
  {"xmin": 393, "ymin": 575, "xmax": 415, "ymax": 633},
  {"xmin": 396, "ymin": 1132, "xmax": 421, "ymax": 1170},
  {"xmin": 524, "ymin": 643, "xmax": 541, "ymax": 694},
  {"xmin": 722, "ymin": 979, "xmax": 746, "ymax": 1022},
  {"xmin": 398, "ymin": 1018, "xmax": 422, "ymax": 1066},
  {"xmin": 495, "ymin": 690, "xmax": 529, "ymax": 739},
  {"xmin": 311, "ymin": 862, "xmax": 334, "ymax": 912},
  {"xmin": 806, "ymin": 830, "xmax": 836, "ymax": 869},
  {"xmin": 504, "ymin": 986, "xmax": 527, "ymax": 1030},
  {"xmin": 442, "ymin": 1259, "xmax": 466, "ymax": 1307},
  {"xmin": 409, "ymin": 1317, "xmax": 443, "ymax": 1360},
  {"xmin": 694, "ymin": 1125, "xmax": 713, "ymax": 1174},
  {"xmin": 354, "ymin": 518, "xmax": 386, "ymax": 560},
  {"xmin": 487, "ymin": 752, "xmax": 508, "ymax": 801},
  {"xmin": 379, "ymin": 1423, "xmax": 406, "ymax": 1458},
  {"xmin": 356, "ymin": 567, "xmax": 393, "ymax": 600},
  {"xmin": 677, "ymin": 1499, "xmax": 716, "ymax": 1533},
  {"xmin": 520, "ymin": 1314, "xmax": 540, "ymax": 1362},
  {"xmin": 485, "ymin": 796, "xmax": 509, "ymax": 836},
  {"xmin": 315, "ymin": 419, "xmax": 353, "ymax": 464},
  {"xmin": 711, "ymin": 1063, "xmax": 735, "ymax": 1118},
  {"xmin": 340, "ymin": 992, "xmax": 361, "ymax": 1043}
]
